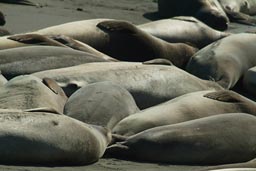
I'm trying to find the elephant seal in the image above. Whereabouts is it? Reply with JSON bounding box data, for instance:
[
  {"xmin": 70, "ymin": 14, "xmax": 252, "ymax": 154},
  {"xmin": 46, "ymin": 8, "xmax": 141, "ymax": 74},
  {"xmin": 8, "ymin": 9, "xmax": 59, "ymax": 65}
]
[
  {"xmin": 107, "ymin": 113, "xmax": 256, "ymax": 165},
  {"xmin": 0, "ymin": 75, "xmax": 67, "ymax": 114},
  {"xmin": 219, "ymin": 0, "xmax": 256, "ymax": 25},
  {"xmin": 112, "ymin": 90, "xmax": 256, "ymax": 136},
  {"xmin": 64, "ymin": 81, "xmax": 140, "ymax": 129},
  {"xmin": 138, "ymin": 16, "xmax": 230, "ymax": 48},
  {"xmin": 0, "ymin": 111, "xmax": 111, "ymax": 165},
  {"xmin": 32, "ymin": 62, "xmax": 222, "ymax": 109},
  {"xmin": 0, "ymin": 11, "xmax": 5, "ymax": 26},
  {"xmin": 0, "ymin": 45, "xmax": 107, "ymax": 79},
  {"xmin": 243, "ymin": 66, "xmax": 256, "ymax": 97},
  {"xmin": 35, "ymin": 19, "xmax": 197, "ymax": 67},
  {"xmin": 157, "ymin": 0, "xmax": 229, "ymax": 30},
  {"xmin": 186, "ymin": 33, "xmax": 256, "ymax": 89}
]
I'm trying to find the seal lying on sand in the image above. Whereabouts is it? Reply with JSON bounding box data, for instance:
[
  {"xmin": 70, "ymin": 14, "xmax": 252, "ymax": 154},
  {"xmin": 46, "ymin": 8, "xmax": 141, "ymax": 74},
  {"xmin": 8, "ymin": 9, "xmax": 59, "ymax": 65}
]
[
  {"xmin": 33, "ymin": 19, "xmax": 197, "ymax": 67},
  {"xmin": 0, "ymin": 111, "xmax": 111, "ymax": 165},
  {"xmin": 138, "ymin": 16, "xmax": 230, "ymax": 49},
  {"xmin": 186, "ymin": 33, "xmax": 256, "ymax": 89},
  {"xmin": 0, "ymin": 75, "xmax": 67, "ymax": 114},
  {"xmin": 32, "ymin": 62, "xmax": 222, "ymax": 109},
  {"xmin": 107, "ymin": 113, "xmax": 256, "ymax": 165},
  {"xmin": 157, "ymin": 0, "xmax": 229, "ymax": 30},
  {"xmin": 0, "ymin": 46, "xmax": 107, "ymax": 79},
  {"xmin": 64, "ymin": 81, "xmax": 139, "ymax": 129},
  {"xmin": 112, "ymin": 90, "xmax": 256, "ymax": 136}
]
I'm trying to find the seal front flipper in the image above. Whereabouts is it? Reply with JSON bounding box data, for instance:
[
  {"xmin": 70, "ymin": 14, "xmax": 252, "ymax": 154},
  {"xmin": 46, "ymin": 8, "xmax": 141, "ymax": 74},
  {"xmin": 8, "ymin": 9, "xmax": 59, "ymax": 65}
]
[
  {"xmin": 97, "ymin": 20, "xmax": 137, "ymax": 34},
  {"xmin": 143, "ymin": 58, "xmax": 173, "ymax": 66},
  {"xmin": 8, "ymin": 34, "xmax": 67, "ymax": 47},
  {"xmin": 42, "ymin": 77, "xmax": 67, "ymax": 98},
  {"xmin": 225, "ymin": 9, "xmax": 256, "ymax": 26},
  {"xmin": 203, "ymin": 90, "xmax": 243, "ymax": 103}
]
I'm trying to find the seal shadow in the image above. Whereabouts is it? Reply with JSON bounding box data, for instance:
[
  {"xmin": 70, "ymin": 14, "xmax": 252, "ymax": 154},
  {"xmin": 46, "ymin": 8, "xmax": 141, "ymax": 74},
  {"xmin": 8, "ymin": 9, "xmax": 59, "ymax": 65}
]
[{"xmin": 143, "ymin": 11, "xmax": 161, "ymax": 21}]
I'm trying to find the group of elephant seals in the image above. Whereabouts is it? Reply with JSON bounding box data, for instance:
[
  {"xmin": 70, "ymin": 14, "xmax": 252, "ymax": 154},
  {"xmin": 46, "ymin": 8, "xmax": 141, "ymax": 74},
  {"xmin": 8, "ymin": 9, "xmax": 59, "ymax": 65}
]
[
  {"xmin": 186, "ymin": 33, "xmax": 256, "ymax": 89},
  {"xmin": 0, "ymin": 45, "xmax": 107, "ymax": 79},
  {"xmin": 64, "ymin": 81, "xmax": 139, "ymax": 130},
  {"xmin": 138, "ymin": 16, "xmax": 230, "ymax": 48},
  {"xmin": 157, "ymin": 0, "xmax": 229, "ymax": 30},
  {"xmin": 112, "ymin": 90, "xmax": 256, "ymax": 136},
  {"xmin": 0, "ymin": 75, "xmax": 67, "ymax": 114},
  {"xmin": 107, "ymin": 113, "xmax": 256, "ymax": 165},
  {"xmin": 32, "ymin": 62, "xmax": 222, "ymax": 109},
  {"xmin": 0, "ymin": 111, "xmax": 111, "ymax": 165}
]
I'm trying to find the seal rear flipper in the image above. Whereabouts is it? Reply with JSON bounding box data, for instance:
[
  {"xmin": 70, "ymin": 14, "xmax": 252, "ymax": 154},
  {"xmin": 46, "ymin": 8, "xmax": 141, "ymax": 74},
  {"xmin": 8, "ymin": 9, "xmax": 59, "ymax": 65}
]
[
  {"xmin": 110, "ymin": 134, "xmax": 128, "ymax": 145},
  {"xmin": 8, "ymin": 34, "xmax": 68, "ymax": 47},
  {"xmin": 225, "ymin": 9, "xmax": 256, "ymax": 26},
  {"xmin": 97, "ymin": 20, "xmax": 137, "ymax": 34},
  {"xmin": 103, "ymin": 142, "xmax": 129, "ymax": 158},
  {"xmin": 143, "ymin": 58, "xmax": 173, "ymax": 66},
  {"xmin": 203, "ymin": 90, "xmax": 243, "ymax": 103}
]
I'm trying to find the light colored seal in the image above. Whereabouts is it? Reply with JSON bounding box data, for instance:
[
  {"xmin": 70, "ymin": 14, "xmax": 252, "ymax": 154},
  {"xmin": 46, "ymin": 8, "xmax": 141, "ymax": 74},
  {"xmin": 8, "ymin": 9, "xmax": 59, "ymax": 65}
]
[
  {"xmin": 138, "ymin": 16, "xmax": 230, "ymax": 48},
  {"xmin": 35, "ymin": 19, "xmax": 197, "ymax": 67},
  {"xmin": 32, "ymin": 62, "xmax": 222, "ymax": 109},
  {"xmin": 0, "ymin": 45, "xmax": 107, "ymax": 79},
  {"xmin": 107, "ymin": 113, "xmax": 256, "ymax": 165},
  {"xmin": 219, "ymin": 0, "xmax": 256, "ymax": 25},
  {"xmin": 0, "ymin": 111, "xmax": 111, "ymax": 165},
  {"xmin": 157, "ymin": 0, "xmax": 229, "ymax": 30},
  {"xmin": 0, "ymin": 75, "xmax": 67, "ymax": 114},
  {"xmin": 186, "ymin": 33, "xmax": 256, "ymax": 89},
  {"xmin": 64, "ymin": 81, "xmax": 140, "ymax": 129},
  {"xmin": 112, "ymin": 90, "xmax": 256, "ymax": 136}
]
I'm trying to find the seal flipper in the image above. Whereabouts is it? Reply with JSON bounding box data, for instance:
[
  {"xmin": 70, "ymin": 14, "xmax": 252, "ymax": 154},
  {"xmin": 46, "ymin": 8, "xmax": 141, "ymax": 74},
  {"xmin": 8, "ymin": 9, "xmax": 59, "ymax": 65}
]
[
  {"xmin": 8, "ymin": 34, "xmax": 68, "ymax": 47},
  {"xmin": 203, "ymin": 90, "xmax": 243, "ymax": 103},
  {"xmin": 24, "ymin": 107, "xmax": 61, "ymax": 114},
  {"xmin": 97, "ymin": 20, "xmax": 137, "ymax": 34},
  {"xmin": 143, "ymin": 58, "xmax": 173, "ymax": 66},
  {"xmin": 225, "ymin": 8, "xmax": 256, "ymax": 26},
  {"xmin": 42, "ymin": 78, "xmax": 67, "ymax": 98}
]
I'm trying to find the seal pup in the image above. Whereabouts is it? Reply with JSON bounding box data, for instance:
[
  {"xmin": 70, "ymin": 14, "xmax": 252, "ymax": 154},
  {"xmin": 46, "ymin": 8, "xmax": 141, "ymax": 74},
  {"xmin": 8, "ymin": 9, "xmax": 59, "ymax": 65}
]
[
  {"xmin": 138, "ymin": 16, "xmax": 230, "ymax": 48},
  {"xmin": 64, "ymin": 81, "xmax": 140, "ymax": 129},
  {"xmin": 0, "ymin": 75, "xmax": 67, "ymax": 114},
  {"xmin": 0, "ymin": 46, "xmax": 107, "ymax": 79},
  {"xmin": 157, "ymin": 0, "xmax": 229, "ymax": 30},
  {"xmin": 107, "ymin": 113, "xmax": 256, "ymax": 165},
  {"xmin": 186, "ymin": 33, "xmax": 256, "ymax": 89},
  {"xmin": 32, "ymin": 62, "xmax": 222, "ymax": 109},
  {"xmin": 0, "ymin": 111, "xmax": 111, "ymax": 165},
  {"xmin": 112, "ymin": 90, "xmax": 256, "ymax": 136}
]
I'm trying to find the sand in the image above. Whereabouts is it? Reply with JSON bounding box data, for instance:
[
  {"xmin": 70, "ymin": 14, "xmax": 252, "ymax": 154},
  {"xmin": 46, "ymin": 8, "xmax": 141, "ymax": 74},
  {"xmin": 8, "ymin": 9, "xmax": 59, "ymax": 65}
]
[{"xmin": 0, "ymin": 0, "xmax": 254, "ymax": 170}]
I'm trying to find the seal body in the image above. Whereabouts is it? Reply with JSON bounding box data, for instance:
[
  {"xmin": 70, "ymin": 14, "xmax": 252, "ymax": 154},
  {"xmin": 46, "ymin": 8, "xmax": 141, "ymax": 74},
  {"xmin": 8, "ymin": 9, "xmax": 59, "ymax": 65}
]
[
  {"xmin": 0, "ymin": 46, "xmax": 107, "ymax": 79},
  {"xmin": 0, "ymin": 75, "xmax": 67, "ymax": 114},
  {"xmin": 186, "ymin": 33, "xmax": 256, "ymax": 89},
  {"xmin": 107, "ymin": 113, "xmax": 256, "ymax": 165},
  {"xmin": 112, "ymin": 90, "xmax": 256, "ymax": 136},
  {"xmin": 32, "ymin": 62, "xmax": 222, "ymax": 109},
  {"xmin": 64, "ymin": 81, "xmax": 139, "ymax": 129},
  {"xmin": 158, "ymin": 0, "xmax": 229, "ymax": 30},
  {"xmin": 0, "ymin": 111, "xmax": 111, "ymax": 165},
  {"xmin": 138, "ymin": 16, "xmax": 230, "ymax": 48}
]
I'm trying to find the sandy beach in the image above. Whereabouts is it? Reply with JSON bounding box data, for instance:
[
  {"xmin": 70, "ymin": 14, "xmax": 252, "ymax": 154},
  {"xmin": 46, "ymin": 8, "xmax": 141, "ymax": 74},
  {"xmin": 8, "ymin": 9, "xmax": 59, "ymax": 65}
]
[{"xmin": 0, "ymin": 0, "xmax": 255, "ymax": 170}]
